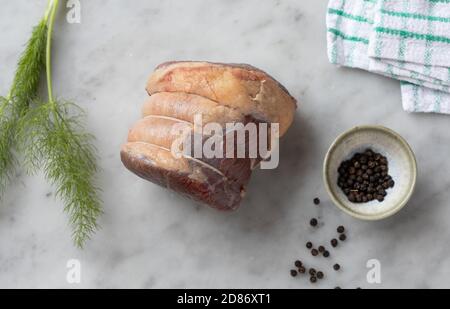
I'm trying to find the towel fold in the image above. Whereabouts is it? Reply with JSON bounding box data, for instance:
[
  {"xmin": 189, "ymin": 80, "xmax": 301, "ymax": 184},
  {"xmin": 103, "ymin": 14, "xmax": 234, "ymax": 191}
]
[{"xmin": 327, "ymin": 0, "xmax": 450, "ymax": 114}]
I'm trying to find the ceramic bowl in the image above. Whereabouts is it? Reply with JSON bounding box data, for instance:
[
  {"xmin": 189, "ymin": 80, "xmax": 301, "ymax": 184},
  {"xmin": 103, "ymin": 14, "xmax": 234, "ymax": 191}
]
[{"xmin": 323, "ymin": 125, "xmax": 417, "ymax": 220}]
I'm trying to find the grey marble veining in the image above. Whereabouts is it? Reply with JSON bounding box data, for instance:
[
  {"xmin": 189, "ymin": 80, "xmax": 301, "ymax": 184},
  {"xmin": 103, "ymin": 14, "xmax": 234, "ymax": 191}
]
[{"xmin": 0, "ymin": 0, "xmax": 449, "ymax": 289}]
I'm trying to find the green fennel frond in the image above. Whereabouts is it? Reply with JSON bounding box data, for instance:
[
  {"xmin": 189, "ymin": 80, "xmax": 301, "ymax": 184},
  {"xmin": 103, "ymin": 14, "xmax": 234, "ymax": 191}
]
[
  {"xmin": 19, "ymin": 100, "xmax": 102, "ymax": 248},
  {"xmin": 9, "ymin": 19, "xmax": 48, "ymax": 114},
  {"xmin": 0, "ymin": 19, "xmax": 47, "ymax": 198},
  {"xmin": 1, "ymin": 0, "xmax": 102, "ymax": 248},
  {"xmin": 0, "ymin": 96, "xmax": 17, "ymax": 196}
]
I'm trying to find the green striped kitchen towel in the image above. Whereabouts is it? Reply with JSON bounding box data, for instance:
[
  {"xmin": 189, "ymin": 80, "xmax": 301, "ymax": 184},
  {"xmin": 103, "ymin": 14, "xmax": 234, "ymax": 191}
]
[{"xmin": 327, "ymin": 0, "xmax": 450, "ymax": 114}]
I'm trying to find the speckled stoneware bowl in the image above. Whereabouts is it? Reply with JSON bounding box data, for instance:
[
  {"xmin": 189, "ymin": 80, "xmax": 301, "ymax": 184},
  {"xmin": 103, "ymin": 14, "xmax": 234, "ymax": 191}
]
[{"xmin": 323, "ymin": 125, "xmax": 417, "ymax": 220}]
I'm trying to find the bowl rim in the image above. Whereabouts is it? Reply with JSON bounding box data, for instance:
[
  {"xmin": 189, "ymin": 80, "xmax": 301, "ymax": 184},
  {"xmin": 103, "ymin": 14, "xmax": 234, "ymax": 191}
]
[{"xmin": 323, "ymin": 125, "xmax": 418, "ymax": 221}]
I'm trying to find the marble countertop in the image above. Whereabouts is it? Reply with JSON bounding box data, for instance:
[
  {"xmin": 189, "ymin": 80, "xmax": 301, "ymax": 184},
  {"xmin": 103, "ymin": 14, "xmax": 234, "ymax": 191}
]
[{"xmin": 1, "ymin": 0, "xmax": 449, "ymax": 289}]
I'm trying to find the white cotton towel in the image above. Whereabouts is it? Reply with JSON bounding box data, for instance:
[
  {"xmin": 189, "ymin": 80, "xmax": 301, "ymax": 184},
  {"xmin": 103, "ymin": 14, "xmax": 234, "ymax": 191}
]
[{"xmin": 327, "ymin": 0, "xmax": 450, "ymax": 114}]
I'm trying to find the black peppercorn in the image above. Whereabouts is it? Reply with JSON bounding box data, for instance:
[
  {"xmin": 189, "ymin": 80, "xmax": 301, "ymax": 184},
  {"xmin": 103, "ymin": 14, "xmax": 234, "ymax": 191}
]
[
  {"xmin": 323, "ymin": 251, "xmax": 330, "ymax": 258},
  {"xmin": 310, "ymin": 218, "xmax": 318, "ymax": 227},
  {"xmin": 314, "ymin": 198, "xmax": 321, "ymax": 205},
  {"xmin": 290, "ymin": 270, "xmax": 298, "ymax": 277},
  {"xmin": 318, "ymin": 246, "xmax": 325, "ymax": 253},
  {"xmin": 310, "ymin": 276, "xmax": 317, "ymax": 283},
  {"xmin": 295, "ymin": 260, "xmax": 302, "ymax": 268},
  {"xmin": 333, "ymin": 264, "xmax": 341, "ymax": 271},
  {"xmin": 331, "ymin": 239, "xmax": 338, "ymax": 247},
  {"xmin": 311, "ymin": 249, "xmax": 319, "ymax": 257},
  {"xmin": 309, "ymin": 268, "xmax": 316, "ymax": 276},
  {"xmin": 306, "ymin": 242, "xmax": 313, "ymax": 249},
  {"xmin": 317, "ymin": 271, "xmax": 324, "ymax": 279},
  {"xmin": 339, "ymin": 234, "xmax": 347, "ymax": 241},
  {"xmin": 337, "ymin": 226, "xmax": 345, "ymax": 233},
  {"xmin": 337, "ymin": 149, "xmax": 395, "ymax": 204},
  {"xmin": 298, "ymin": 266, "xmax": 306, "ymax": 274}
]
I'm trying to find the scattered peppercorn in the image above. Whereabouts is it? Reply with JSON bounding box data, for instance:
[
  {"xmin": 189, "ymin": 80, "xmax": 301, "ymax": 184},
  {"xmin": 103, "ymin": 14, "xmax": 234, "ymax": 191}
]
[
  {"xmin": 331, "ymin": 239, "xmax": 338, "ymax": 248},
  {"xmin": 292, "ymin": 218, "xmax": 352, "ymax": 285},
  {"xmin": 317, "ymin": 271, "xmax": 324, "ymax": 279},
  {"xmin": 314, "ymin": 198, "xmax": 321, "ymax": 205},
  {"xmin": 337, "ymin": 149, "xmax": 395, "ymax": 204}
]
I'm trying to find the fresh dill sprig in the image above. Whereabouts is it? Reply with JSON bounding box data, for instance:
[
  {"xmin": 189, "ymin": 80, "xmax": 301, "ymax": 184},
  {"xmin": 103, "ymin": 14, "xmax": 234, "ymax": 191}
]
[
  {"xmin": 0, "ymin": 18, "xmax": 48, "ymax": 197},
  {"xmin": 31, "ymin": 0, "xmax": 102, "ymax": 248},
  {"xmin": 2, "ymin": 0, "xmax": 102, "ymax": 248},
  {"xmin": 19, "ymin": 100, "xmax": 102, "ymax": 248}
]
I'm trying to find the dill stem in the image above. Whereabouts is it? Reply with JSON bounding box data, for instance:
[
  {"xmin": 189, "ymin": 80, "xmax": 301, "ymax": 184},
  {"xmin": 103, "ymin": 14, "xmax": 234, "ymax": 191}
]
[
  {"xmin": 43, "ymin": 0, "xmax": 90, "ymax": 158},
  {"xmin": 44, "ymin": 0, "xmax": 54, "ymax": 22},
  {"xmin": 46, "ymin": 0, "xmax": 59, "ymax": 104}
]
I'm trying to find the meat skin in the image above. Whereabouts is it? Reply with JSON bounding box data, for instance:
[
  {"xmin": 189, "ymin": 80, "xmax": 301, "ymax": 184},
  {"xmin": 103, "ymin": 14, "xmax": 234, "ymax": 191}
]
[
  {"xmin": 121, "ymin": 142, "xmax": 251, "ymax": 210},
  {"xmin": 146, "ymin": 61, "xmax": 297, "ymax": 137}
]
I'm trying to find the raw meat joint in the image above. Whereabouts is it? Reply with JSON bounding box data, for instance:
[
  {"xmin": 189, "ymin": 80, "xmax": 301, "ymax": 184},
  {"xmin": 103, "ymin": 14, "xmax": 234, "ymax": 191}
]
[{"xmin": 121, "ymin": 61, "xmax": 297, "ymax": 211}]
